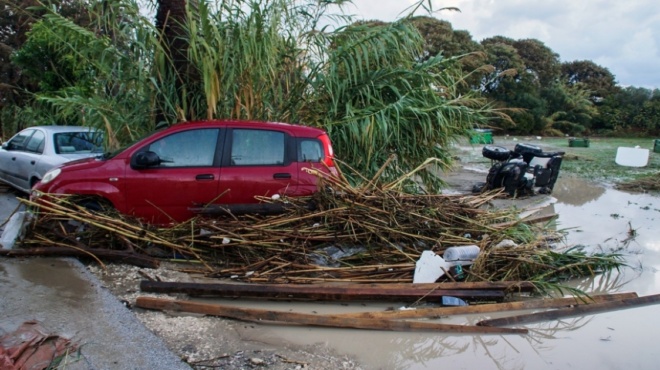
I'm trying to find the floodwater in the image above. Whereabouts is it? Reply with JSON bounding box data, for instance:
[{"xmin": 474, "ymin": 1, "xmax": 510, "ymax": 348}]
[
  {"xmin": 2, "ymin": 174, "xmax": 659, "ymax": 369},
  {"xmin": 221, "ymin": 176, "xmax": 660, "ymax": 370}
]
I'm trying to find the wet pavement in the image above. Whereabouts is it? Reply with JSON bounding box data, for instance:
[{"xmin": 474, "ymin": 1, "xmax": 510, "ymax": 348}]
[{"xmin": 0, "ymin": 190, "xmax": 190, "ymax": 370}]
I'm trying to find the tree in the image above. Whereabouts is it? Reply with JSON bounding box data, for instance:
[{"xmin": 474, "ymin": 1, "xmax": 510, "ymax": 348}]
[
  {"xmin": 561, "ymin": 60, "xmax": 618, "ymax": 99},
  {"xmin": 480, "ymin": 37, "xmax": 524, "ymax": 94},
  {"xmin": 512, "ymin": 38, "xmax": 560, "ymax": 86},
  {"xmin": 541, "ymin": 82, "xmax": 597, "ymax": 135}
]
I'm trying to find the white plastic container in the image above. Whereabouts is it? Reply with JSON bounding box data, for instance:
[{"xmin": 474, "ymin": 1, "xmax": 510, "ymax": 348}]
[{"xmin": 443, "ymin": 245, "xmax": 480, "ymax": 262}]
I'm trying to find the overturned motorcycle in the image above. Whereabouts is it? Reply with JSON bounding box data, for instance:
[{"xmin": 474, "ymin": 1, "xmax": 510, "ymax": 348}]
[{"xmin": 472, "ymin": 143, "xmax": 566, "ymax": 196}]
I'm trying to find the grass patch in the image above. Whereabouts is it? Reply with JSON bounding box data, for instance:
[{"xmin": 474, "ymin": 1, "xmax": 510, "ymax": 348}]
[{"xmin": 454, "ymin": 136, "xmax": 660, "ymax": 186}]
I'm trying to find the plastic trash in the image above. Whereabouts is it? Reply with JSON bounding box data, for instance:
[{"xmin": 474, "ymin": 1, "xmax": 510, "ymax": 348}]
[
  {"xmin": 413, "ymin": 246, "xmax": 480, "ymax": 283},
  {"xmin": 442, "ymin": 296, "xmax": 468, "ymax": 306},
  {"xmin": 443, "ymin": 245, "xmax": 480, "ymax": 263},
  {"xmin": 615, "ymin": 147, "xmax": 649, "ymax": 167},
  {"xmin": 413, "ymin": 251, "xmax": 449, "ymax": 283}
]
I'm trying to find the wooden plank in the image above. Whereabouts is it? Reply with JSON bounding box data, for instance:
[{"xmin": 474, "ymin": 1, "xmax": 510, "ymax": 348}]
[
  {"xmin": 477, "ymin": 293, "xmax": 660, "ymax": 327},
  {"xmin": 345, "ymin": 281, "xmax": 536, "ymax": 291},
  {"xmin": 331, "ymin": 292, "xmax": 639, "ymax": 319},
  {"xmin": 139, "ymin": 281, "xmax": 505, "ymax": 301},
  {"xmin": 135, "ymin": 296, "xmax": 527, "ymax": 334}
]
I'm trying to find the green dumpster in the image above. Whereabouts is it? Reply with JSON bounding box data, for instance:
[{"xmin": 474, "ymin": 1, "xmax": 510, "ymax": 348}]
[
  {"xmin": 470, "ymin": 129, "xmax": 493, "ymax": 144},
  {"xmin": 569, "ymin": 137, "xmax": 589, "ymax": 148},
  {"xmin": 654, "ymin": 139, "xmax": 660, "ymax": 153}
]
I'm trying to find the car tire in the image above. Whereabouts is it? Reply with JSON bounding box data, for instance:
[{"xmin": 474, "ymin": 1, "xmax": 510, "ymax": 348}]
[
  {"xmin": 482, "ymin": 145, "xmax": 512, "ymax": 161},
  {"xmin": 72, "ymin": 196, "xmax": 112, "ymax": 213}
]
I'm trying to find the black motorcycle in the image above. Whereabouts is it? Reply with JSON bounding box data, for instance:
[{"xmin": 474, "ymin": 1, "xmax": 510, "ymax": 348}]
[{"xmin": 473, "ymin": 143, "xmax": 565, "ymax": 196}]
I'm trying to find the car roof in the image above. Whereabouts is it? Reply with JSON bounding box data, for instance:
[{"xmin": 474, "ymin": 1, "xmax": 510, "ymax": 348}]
[
  {"xmin": 25, "ymin": 126, "xmax": 99, "ymax": 133},
  {"xmin": 168, "ymin": 120, "xmax": 327, "ymax": 137}
]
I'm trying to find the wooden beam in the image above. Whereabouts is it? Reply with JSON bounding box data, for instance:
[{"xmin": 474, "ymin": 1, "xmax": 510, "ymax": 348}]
[
  {"xmin": 478, "ymin": 293, "xmax": 660, "ymax": 327},
  {"xmin": 344, "ymin": 281, "xmax": 536, "ymax": 291},
  {"xmin": 135, "ymin": 296, "xmax": 527, "ymax": 334},
  {"xmin": 331, "ymin": 292, "xmax": 639, "ymax": 319},
  {"xmin": 139, "ymin": 281, "xmax": 505, "ymax": 301}
]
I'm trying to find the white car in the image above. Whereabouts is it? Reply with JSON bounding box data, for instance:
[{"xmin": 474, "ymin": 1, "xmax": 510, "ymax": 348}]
[{"xmin": 0, "ymin": 126, "xmax": 104, "ymax": 193}]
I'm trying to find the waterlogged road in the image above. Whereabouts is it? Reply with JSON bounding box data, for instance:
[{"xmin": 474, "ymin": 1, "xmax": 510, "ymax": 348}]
[
  {"xmin": 238, "ymin": 176, "xmax": 659, "ymax": 370},
  {"xmin": 2, "ymin": 169, "xmax": 659, "ymax": 369}
]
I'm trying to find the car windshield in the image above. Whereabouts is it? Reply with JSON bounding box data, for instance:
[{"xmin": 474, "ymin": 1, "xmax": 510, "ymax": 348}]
[{"xmin": 54, "ymin": 131, "xmax": 105, "ymax": 154}]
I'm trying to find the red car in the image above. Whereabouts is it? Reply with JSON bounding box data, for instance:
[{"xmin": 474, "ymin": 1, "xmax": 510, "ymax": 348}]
[{"xmin": 32, "ymin": 120, "xmax": 337, "ymax": 225}]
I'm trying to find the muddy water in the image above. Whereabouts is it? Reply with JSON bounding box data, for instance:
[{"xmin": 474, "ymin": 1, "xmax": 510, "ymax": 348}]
[
  {"xmin": 0, "ymin": 258, "xmax": 96, "ymax": 331},
  {"xmin": 222, "ymin": 177, "xmax": 660, "ymax": 370}
]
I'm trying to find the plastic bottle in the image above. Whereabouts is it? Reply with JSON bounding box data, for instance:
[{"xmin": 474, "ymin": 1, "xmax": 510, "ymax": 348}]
[{"xmin": 443, "ymin": 245, "xmax": 480, "ymax": 262}]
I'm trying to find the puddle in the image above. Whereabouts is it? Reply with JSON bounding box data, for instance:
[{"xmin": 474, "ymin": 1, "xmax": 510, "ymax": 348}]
[
  {"xmin": 219, "ymin": 175, "xmax": 660, "ymax": 370},
  {"xmin": 1, "ymin": 175, "xmax": 658, "ymax": 369},
  {"xmin": 0, "ymin": 258, "xmax": 95, "ymax": 335}
]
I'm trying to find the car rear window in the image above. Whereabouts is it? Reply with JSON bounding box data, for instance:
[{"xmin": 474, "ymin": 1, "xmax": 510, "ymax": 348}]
[
  {"xmin": 298, "ymin": 139, "xmax": 323, "ymax": 162},
  {"xmin": 54, "ymin": 131, "xmax": 104, "ymax": 154}
]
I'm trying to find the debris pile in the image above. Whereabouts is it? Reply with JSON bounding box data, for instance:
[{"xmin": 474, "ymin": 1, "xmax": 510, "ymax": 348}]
[{"xmin": 7, "ymin": 165, "xmax": 625, "ymax": 295}]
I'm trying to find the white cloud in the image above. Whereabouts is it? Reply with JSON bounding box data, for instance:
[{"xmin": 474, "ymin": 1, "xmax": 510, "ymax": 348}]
[{"xmin": 348, "ymin": 0, "xmax": 660, "ymax": 88}]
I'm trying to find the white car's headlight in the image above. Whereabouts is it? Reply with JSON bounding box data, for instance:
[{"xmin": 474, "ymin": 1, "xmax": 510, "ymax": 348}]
[{"xmin": 41, "ymin": 168, "xmax": 62, "ymax": 185}]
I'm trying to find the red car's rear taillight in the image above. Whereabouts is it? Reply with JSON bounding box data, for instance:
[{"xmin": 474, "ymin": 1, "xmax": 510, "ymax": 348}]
[{"xmin": 318, "ymin": 133, "xmax": 335, "ymax": 168}]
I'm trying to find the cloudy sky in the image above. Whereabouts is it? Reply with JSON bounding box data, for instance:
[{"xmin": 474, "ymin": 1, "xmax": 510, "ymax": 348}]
[{"xmin": 346, "ymin": 0, "xmax": 660, "ymax": 89}]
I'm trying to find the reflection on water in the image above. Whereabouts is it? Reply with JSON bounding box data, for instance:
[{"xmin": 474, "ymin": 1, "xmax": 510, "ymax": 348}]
[
  {"xmin": 552, "ymin": 176, "xmax": 606, "ymax": 206},
  {"xmin": 10, "ymin": 258, "xmax": 92, "ymax": 307},
  {"xmin": 264, "ymin": 177, "xmax": 660, "ymax": 369}
]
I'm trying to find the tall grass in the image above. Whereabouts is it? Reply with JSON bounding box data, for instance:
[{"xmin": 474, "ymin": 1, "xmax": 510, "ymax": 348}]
[{"xmin": 8, "ymin": 0, "xmax": 501, "ymax": 191}]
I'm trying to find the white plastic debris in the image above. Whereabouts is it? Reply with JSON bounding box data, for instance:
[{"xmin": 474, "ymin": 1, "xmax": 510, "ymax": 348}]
[
  {"xmin": 271, "ymin": 194, "xmax": 281, "ymax": 200},
  {"xmin": 615, "ymin": 147, "xmax": 649, "ymax": 167},
  {"xmin": 414, "ymin": 251, "xmax": 448, "ymax": 283},
  {"xmin": 221, "ymin": 237, "xmax": 231, "ymax": 244},
  {"xmin": 494, "ymin": 239, "xmax": 517, "ymax": 248},
  {"xmin": 443, "ymin": 245, "xmax": 480, "ymax": 263},
  {"xmin": 414, "ymin": 246, "xmax": 481, "ymax": 283}
]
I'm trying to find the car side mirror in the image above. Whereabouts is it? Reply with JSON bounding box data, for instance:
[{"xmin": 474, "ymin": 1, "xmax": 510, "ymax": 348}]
[
  {"xmin": 1, "ymin": 142, "xmax": 9, "ymax": 150},
  {"xmin": 132, "ymin": 151, "xmax": 161, "ymax": 169}
]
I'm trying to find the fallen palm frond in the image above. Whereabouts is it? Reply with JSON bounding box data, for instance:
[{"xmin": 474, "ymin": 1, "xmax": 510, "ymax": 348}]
[{"xmin": 17, "ymin": 162, "xmax": 624, "ymax": 296}]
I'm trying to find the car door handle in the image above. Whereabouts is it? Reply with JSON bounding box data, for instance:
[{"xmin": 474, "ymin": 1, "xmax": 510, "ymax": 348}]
[
  {"xmin": 196, "ymin": 174, "xmax": 215, "ymax": 180},
  {"xmin": 11, "ymin": 157, "xmax": 16, "ymax": 161},
  {"xmin": 30, "ymin": 160, "xmax": 36, "ymax": 165},
  {"xmin": 273, "ymin": 173, "xmax": 291, "ymax": 179}
]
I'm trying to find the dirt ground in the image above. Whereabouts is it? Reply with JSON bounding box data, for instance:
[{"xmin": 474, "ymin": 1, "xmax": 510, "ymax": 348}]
[{"xmin": 87, "ymin": 263, "xmax": 361, "ymax": 370}]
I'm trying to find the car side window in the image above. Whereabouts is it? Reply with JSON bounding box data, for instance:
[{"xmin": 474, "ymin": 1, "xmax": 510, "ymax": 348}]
[
  {"xmin": 24, "ymin": 130, "xmax": 45, "ymax": 154},
  {"xmin": 231, "ymin": 129, "xmax": 285, "ymax": 166},
  {"xmin": 298, "ymin": 139, "xmax": 323, "ymax": 162},
  {"xmin": 147, "ymin": 128, "xmax": 219, "ymax": 167},
  {"xmin": 7, "ymin": 129, "xmax": 34, "ymax": 151}
]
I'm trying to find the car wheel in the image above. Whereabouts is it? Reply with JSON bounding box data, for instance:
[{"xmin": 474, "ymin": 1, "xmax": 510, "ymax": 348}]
[
  {"xmin": 482, "ymin": 145, "xmax": 512, "ymax": 161},
  {"xmin": 71, "ymin": 196, "xmax": 112, "ymax": 213}
]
